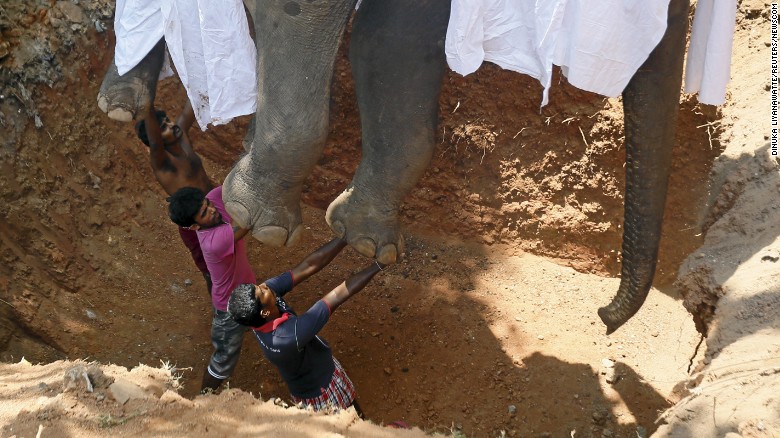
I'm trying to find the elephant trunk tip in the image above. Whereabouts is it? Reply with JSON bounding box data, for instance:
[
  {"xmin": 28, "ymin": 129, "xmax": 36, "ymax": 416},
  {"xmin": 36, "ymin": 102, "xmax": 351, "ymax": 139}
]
[{"xmin": 597, "ymin": 306, "xmax": 624, "ymax": 336}]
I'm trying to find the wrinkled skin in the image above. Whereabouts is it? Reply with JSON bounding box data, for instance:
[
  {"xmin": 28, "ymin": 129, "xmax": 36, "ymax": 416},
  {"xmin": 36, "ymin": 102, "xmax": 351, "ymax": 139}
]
[
  {"xmin": 98, "ymin": 0, "xmax": 690, "ymax": 334},
  {"xmin": 97, "ymin": 38, "xmax": 165, "ymax": 122}
]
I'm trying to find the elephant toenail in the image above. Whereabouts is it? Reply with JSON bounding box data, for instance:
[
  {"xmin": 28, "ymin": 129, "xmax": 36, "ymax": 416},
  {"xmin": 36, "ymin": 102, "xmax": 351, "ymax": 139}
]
[
  {"xmin": 330, "ymin": 220, "xmax": 346, "ymax": 239},
  {"xmin": 353, "ymin": 238, "xmax": 377, "ymax": 259},
  {"xmin": 106, "ymin": 107, "xmax": 134, "ymax": 122},
  {"xmin": 97, "ymin": 95, "xmax": 108, "ymax": 112},
  {"xmin": 377, "ymin": 244, "xmax": 398, "ymax": 265},
  {"xmin": 287, "ymin": 224, "xmax": 303, "ymax": 247},
  {"xmin": 253, "ymin": 226, "xmax": 289, "ymax": 247},
  {"xmin": 224, "ymin": 201, "xmax": 251, "ymax": 229}
]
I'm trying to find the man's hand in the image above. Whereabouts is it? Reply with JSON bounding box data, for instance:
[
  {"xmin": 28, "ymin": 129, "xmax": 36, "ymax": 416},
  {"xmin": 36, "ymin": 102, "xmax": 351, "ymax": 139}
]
[
  {"xmin": 144, "ymin": 107, "xmax": 171, "ymax": 172},
  {"xmin": 233, "ymin": 225, "xmax": 251, "ymax": 242},
  {"xmin": 322, "ymin": 260, "xmax": 384, "ymax": 313}
]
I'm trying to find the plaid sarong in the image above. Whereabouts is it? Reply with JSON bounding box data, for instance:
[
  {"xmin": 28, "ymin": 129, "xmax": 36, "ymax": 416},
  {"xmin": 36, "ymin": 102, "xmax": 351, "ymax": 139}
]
[{"xmin": 292, "ymin": 357, "xmax": 356, "ymax": 412}]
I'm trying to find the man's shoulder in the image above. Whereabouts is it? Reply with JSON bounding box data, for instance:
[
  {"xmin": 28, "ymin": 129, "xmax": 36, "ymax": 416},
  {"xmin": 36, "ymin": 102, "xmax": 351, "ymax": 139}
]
[
  {"xmin": 265, "ymin": 323, "xmax": 298, "ymax": 349},
  {"xmin": 197, "ymin": 222, "xmax": 232, "ymax": 249},
  {"xmin": 198, "ymin": 221, "xmax": 231, "ymax": 238},
  {"xmin": 206, "ymin": 185, "xmax": 227, "ymax": 216},
  {"xmin": 206, "ymin": 185, "xmax": 223, "ymax": 199}
]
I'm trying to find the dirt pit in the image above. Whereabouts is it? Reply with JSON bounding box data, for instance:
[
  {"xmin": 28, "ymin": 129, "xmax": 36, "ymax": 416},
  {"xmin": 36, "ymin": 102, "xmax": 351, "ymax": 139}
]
[{"xmin": 0, "ymin": 1, "xmax": 762, "ymax": 437}]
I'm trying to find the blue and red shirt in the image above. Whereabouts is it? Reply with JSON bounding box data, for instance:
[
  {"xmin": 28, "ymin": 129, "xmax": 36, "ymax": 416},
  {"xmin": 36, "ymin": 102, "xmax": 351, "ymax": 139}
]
[{"xmin": 253, "ymin": 271, "xmax": 335, "ymax": 398}]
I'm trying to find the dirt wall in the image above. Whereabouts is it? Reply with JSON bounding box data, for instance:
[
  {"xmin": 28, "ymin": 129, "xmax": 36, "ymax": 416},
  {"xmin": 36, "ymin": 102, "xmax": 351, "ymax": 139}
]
[
  {"xmin": 656, "ymin": 1, "xmax": 780, "ymax": 435},
  {"xmin": 0, "ymin": 0, "xmax": 720, "ymax": 364}
]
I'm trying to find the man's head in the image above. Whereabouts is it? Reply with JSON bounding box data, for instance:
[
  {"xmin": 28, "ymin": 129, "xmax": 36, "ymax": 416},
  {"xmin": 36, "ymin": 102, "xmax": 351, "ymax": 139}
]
[
  {"xmin": 228, "ymin": 283, "xmax": 280, "ymax": 327},
  {"xmin": 135, "ymin": 110, "xmax": 167, "ymax": 147},
  {"xmin": 135, "ymin": 110, "xmax": 182, "ymax": 147},
  {"xmin": 167, "ymin": 187, "xmax": 222, "ymax": 229}
]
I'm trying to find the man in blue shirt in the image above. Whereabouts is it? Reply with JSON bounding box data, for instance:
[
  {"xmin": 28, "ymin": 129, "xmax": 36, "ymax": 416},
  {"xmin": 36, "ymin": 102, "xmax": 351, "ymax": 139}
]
[{"xmin": 228, "ymin": 238, "xmax": 384, "ymax": 417}]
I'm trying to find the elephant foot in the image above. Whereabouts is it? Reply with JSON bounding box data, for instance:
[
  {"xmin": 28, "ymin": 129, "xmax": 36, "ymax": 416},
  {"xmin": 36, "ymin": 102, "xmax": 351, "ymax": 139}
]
[
  {"xmin": 325, "ymin": 186, "xmax": 404, "ymax": 264},
  {"xmin": 97, "ymin": 39, "xmax": 165, "ymax": 121},
  {"xmin": 222, "ymin": 155, "xmax": 304, "ymax": 247}
]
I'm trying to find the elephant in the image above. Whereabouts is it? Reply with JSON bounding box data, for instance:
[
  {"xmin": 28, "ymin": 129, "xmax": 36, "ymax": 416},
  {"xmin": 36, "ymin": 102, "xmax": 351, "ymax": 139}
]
[{"xmin": 98, "ymin": 0, "xmax": 690, "ymax": 335}]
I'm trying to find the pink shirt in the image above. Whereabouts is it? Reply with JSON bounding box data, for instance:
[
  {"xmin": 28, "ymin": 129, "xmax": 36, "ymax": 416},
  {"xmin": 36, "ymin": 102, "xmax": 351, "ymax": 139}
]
[{"xmin": 197, "ymin": 186, "xmax": 256, "ymax": 311}]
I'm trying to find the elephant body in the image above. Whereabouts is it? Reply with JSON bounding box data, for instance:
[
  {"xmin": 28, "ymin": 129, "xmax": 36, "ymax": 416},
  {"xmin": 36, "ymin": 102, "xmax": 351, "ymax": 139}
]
[{"xmin": 99, "ymin": 0, "xmax": 692, "ymax": 334}]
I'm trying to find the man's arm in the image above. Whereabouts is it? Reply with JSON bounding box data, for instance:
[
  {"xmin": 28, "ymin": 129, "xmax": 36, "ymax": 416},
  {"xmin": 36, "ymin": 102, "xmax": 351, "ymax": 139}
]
[
  {"xmin": 144, "ymin": 108, "xmax": 169, "ymax": 171},
  {"xmin": 232, "ymin": 225, "xmax": 250, "ymax": 243},
  {"xmin": 322, "ymin": 261, "xmax": 384, "ymax": 313},
  {"xmin": 289, "ymin": 238, "xmax": 348, "ymax": 286},
  {"xmin": 176, "ymin": 98, "xmax": 196, "ymax": 133},
  {"xmin": 175, "ymin": 98, "xmax": 197, "ymax": 155}
]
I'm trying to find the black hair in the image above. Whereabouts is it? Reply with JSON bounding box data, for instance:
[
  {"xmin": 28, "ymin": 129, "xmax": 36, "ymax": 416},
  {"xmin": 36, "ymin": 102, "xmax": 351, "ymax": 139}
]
[
  {"xmin": 135, "ymin": 110, "xmax": 169, "ymax": 147},
  {"xmin": 228, "ymin": 283, "xmax": 266, "ymax": 327},
  {"xmin": 167, "ymin": 187, "xmax": 205, "ymax": 227}
]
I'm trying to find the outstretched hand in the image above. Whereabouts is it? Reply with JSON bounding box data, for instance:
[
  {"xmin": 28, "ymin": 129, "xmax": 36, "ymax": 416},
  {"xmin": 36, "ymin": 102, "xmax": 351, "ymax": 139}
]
[
  {"xmin": 232, "ymin": 225, "xmax": 251, "ymax": 242},
  {"xmin": 322, "ymin": 258, "xmax": 385, "ymax": 313},
  {"xmin": 290, "ymin": 238, "xmax": 349, "ymax": 286}
]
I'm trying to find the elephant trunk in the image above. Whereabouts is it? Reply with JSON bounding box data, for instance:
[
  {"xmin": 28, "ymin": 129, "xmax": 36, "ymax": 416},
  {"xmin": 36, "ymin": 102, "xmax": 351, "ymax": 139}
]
[
  {"xmin": 598, "ymin": 0, "xmax": 690, "ymax": 335},
  {"xmin": 597, "ymin": 145, "xmax": 671, "ymax": 334}
]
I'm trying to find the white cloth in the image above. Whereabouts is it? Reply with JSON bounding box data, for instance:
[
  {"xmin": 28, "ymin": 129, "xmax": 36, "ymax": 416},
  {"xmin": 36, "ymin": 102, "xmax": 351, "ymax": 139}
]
[
  {"xmin": 446, "ymin": 0, "xmax": 551, "ymax": 98},
  {"xmin": 684, "ymin": 0, "xmax": 737, "ymax": 105},
  {"xmin": 113, "ymin": 0, "xmax": 256, "ymax": 129},
  {"xmin": 114, "ymin": 0, "xmax": 164, "ymax": 75},
  {"xmin": 445, "ymin": 0, "xmax": 736, "ymax": 106}
]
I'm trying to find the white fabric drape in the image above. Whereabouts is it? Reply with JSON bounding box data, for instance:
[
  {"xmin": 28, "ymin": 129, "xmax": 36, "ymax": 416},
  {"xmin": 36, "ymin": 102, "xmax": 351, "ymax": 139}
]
[
  {"xmin": 113, "ymin": 0, "xmax": 256, "ymax": 129},
  {"xmin": 445, "ymin": 0, "xmax": 736, "ymax": 106},
  {"xmin": 684, "ymin": 0, "xmax": 738, "ymax": 105},
  {"xmin": 113, "ymin": 0, "xmax": 736, "ymax": 130}
]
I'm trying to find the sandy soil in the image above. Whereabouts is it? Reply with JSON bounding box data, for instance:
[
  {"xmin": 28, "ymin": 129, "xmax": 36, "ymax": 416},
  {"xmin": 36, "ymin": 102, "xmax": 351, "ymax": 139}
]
[{"xmin": 0, "ymin": 1, "xmax": 776, "ymax": 437}]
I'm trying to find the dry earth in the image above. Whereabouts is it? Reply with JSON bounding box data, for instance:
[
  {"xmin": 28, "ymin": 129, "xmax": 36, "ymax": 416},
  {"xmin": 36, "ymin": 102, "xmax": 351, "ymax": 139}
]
[{"xmin": 0, "ymin": 1, "xmax": 777, "ymax": 437}]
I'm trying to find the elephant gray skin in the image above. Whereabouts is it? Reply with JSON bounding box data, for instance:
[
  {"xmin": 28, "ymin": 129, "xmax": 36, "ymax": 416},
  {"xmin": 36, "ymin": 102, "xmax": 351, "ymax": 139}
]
[{"xmin": 98, "ymin": 0, "xmax": 690, "ymax": 335}]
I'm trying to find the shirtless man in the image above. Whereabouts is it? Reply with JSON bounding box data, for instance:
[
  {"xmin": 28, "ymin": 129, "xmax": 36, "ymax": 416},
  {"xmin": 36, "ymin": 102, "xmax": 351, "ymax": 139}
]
[{"xmin": 136, "ymin": 98, "xmax": 216, "ymax": 295}]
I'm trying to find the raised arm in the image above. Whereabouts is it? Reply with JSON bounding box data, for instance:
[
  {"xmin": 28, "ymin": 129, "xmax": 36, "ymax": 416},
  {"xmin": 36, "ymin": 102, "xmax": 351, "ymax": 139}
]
[
  {"xmin": 322, "ymin": 261, "xmax": 384, "ymax": 313},
  {"xmin": 290, "ymin": 238, "xmax": 348, "ymax": 286},
  {"xmin": 175, "ymin": 98, "xmax": 197, "ymax": 155},
  {"xmin": 176, "ymin": 98, "xmax": 196, "ymax": 134},
  {"xmin": 232, "ymin": 225, "xmax": 251, "ymax": 242},
  {"xmin": 143, "ymin": 108, "xmax": 169, "ymax": 171}
]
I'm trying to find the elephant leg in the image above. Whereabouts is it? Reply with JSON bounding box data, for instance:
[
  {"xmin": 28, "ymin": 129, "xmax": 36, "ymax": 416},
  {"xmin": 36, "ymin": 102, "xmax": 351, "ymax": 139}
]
[
  {"xmin": 223, "ymin": 0, "xmax": 355, "ymax": 246},
  {"xmin": 598, "ymin": 0, "xmax": 690, "ymax": 334},
  {"xmin": 97, "ymin": 38, "xmax": 165, "ymax": 122},
  {"xmin": 325, "ymin": 0, "xmax": 451, "ymax": 264},
  {"xmin": 242, "ymin": 118, "xmax": 255, "ymax": 153}
]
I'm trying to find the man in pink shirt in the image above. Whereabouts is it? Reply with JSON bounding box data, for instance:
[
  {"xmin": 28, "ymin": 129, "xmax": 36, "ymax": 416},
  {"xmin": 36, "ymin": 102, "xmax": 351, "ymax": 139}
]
[
  {"xmin": 135, "ymin": 97, "xmax": 216, "ymax": 297},
  {"xmin": 167, "ymin": 185, "xmax": 255, "ymax": 393}
]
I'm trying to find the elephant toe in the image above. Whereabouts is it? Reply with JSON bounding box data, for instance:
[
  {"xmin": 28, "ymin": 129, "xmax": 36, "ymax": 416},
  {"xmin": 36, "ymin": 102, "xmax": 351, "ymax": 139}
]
[
  {"xmin": 96, "ymin": 95, "xmax": 109, "ymax": 113},
  {"xmin": 376, "ymin": 243, "xmax": 399, "ymax": 265},
  {"xmin": 97, "ymin": 93, "xmax": 137, "ymax": 122},
  {"xmin": 286, "ymin": 223, "xmax": 303, "ymax": 247},
  {"xmin": 352, "ymin": 237, "xmax": 377, "ymax": 259},
  {"xmin": 330, "ymin": 220, "xmax": 346, "ymax": 239},
  {"xmin": 225, "ymin": 201, "xmax": 252, "ymax": 230},
  {"xmin": 107, "ymin": 107, "xmax": 134, "ymax": 122},
  {"xmin": 252, "ymin": 226, "xmax": 289, "ymax": 247}
]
